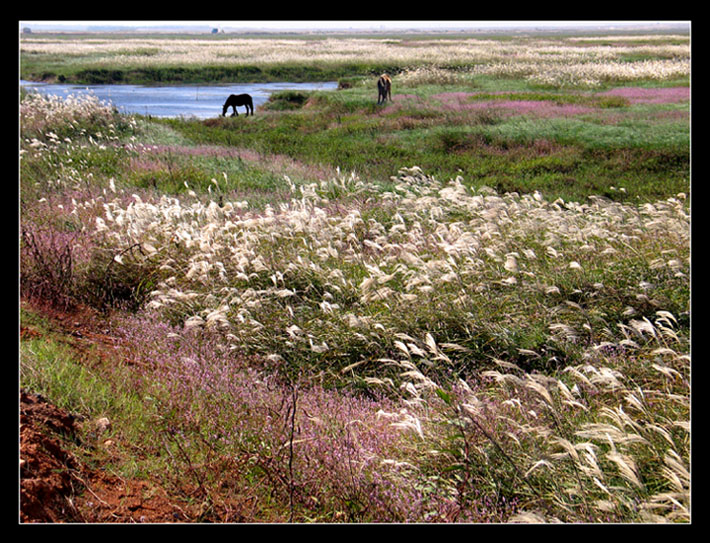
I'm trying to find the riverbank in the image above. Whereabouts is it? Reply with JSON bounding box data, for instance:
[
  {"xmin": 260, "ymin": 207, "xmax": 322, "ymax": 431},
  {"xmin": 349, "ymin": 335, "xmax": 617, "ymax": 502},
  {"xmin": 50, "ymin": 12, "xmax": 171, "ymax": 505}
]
[{"xmin": 21, "ymin": 63, "xmax": 400, "ymax": 86}]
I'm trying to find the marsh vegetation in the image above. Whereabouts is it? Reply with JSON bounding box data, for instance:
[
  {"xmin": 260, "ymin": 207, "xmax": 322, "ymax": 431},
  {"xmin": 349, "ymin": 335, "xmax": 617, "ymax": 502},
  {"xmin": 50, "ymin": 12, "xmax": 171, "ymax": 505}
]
[{"xmin": 20, "ymin": 29, "xmax": 690, "ymax": 523}]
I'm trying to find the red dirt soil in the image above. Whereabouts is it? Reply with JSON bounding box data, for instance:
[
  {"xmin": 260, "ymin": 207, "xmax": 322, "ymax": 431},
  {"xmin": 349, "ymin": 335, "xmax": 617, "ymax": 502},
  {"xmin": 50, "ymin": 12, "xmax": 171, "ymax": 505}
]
[
  {"xmin": 20, "ymin": 388, "xmax": 194, "ymax": 522},
  {"xmin": 19, "ymin": 303, "xmax": 197, "ymax": 523}
]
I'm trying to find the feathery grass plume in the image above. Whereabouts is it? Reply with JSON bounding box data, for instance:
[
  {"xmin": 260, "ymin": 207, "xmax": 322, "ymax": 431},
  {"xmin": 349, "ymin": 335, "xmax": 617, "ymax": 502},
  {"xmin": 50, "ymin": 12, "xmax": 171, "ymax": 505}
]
[
  {"xmin": 21, "ymin": 91, "xmax": 121, "ymax": 138},
  {"xmin": 508, "ymin": 510, "xmax": 553, "ymax": 523}
]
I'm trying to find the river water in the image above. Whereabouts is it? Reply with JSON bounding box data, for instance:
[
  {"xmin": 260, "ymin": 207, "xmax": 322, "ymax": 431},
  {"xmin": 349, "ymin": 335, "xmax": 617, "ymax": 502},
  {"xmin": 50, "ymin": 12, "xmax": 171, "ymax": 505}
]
[{"xmin": 20, "ymin": 80, "xmax": 338, "ymax": 119}]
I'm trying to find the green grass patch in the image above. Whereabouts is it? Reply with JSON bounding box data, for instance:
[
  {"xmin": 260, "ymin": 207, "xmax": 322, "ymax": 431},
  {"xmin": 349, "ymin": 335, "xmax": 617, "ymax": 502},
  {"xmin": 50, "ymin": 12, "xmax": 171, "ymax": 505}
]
[
  {"xmin": 20, "ymin": 310, "xmax": 147, "ymax": 431},
  {"xmin": 146, "ymin": 82, "xmax": 688, "ymax": 203}
]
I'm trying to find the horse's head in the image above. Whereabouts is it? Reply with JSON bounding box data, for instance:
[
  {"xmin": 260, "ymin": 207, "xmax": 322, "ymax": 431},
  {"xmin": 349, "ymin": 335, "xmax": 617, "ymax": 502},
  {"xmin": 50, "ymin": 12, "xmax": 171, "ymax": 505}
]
[{"xmin": 221, "ymin": 104, "xmax": 228, "ymax": 116}]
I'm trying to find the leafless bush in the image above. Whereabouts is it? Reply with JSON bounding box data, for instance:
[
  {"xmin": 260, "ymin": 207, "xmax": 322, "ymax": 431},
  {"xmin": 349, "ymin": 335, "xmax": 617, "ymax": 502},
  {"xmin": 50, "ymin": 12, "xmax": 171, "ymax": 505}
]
[{"xmin": 20, "ymin": 225, "xmax": 77, "ymax": 310}]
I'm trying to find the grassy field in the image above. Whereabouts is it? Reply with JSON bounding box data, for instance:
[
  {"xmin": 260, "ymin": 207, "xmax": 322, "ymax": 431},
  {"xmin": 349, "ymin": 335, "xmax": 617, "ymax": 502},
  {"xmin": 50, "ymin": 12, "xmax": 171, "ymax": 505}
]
[{"xmin": 20, "ymin": 30, "xmax": 690, "ymax": 523}]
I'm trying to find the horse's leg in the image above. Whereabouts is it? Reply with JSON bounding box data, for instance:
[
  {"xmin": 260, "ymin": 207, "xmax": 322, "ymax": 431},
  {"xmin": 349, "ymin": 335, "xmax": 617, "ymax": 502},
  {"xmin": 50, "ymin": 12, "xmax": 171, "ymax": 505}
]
[{"xmin": 232, "ymin": 105, "xmax": 238, "ymax": 117}]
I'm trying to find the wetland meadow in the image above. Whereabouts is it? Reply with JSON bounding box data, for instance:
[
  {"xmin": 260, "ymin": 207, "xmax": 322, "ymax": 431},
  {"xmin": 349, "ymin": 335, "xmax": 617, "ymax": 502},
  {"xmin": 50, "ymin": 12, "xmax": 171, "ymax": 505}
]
[{"xmin": 20, "ymin": 26, "xmax": 690, "ymax": 523}]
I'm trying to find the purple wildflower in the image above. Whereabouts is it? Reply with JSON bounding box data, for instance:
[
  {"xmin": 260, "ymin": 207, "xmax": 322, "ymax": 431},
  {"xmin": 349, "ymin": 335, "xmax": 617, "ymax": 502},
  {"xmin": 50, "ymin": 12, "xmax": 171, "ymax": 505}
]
[{"xmin": 599, "ymin": 86, "xmax": 689, "ymax": 104}]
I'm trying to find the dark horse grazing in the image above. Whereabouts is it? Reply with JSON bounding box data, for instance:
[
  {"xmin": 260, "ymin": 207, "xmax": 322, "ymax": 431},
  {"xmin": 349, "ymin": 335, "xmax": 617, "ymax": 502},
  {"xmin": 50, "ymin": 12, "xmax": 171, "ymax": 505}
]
[
  {"xmin": 222, "ymin": 94, "xmax": 254, "ymax": 116},
  {"xmin": 377, "ymin": 74, "xmax": 392, "ymax": 105}
]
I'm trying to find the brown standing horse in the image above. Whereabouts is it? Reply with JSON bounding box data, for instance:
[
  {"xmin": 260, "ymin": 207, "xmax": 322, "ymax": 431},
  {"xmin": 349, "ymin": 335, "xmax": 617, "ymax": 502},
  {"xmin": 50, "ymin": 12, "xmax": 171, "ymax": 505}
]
[{"xmin": 377, "ymin": 74, "xmax": 392, "ymax": 105}]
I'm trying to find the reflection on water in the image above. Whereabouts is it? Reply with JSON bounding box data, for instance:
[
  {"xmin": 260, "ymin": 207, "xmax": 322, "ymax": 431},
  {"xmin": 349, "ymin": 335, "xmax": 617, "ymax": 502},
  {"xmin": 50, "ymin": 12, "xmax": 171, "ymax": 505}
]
[{"xmin": 20, "ymin": 80, "xmax": 338, "ymax": 119}]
